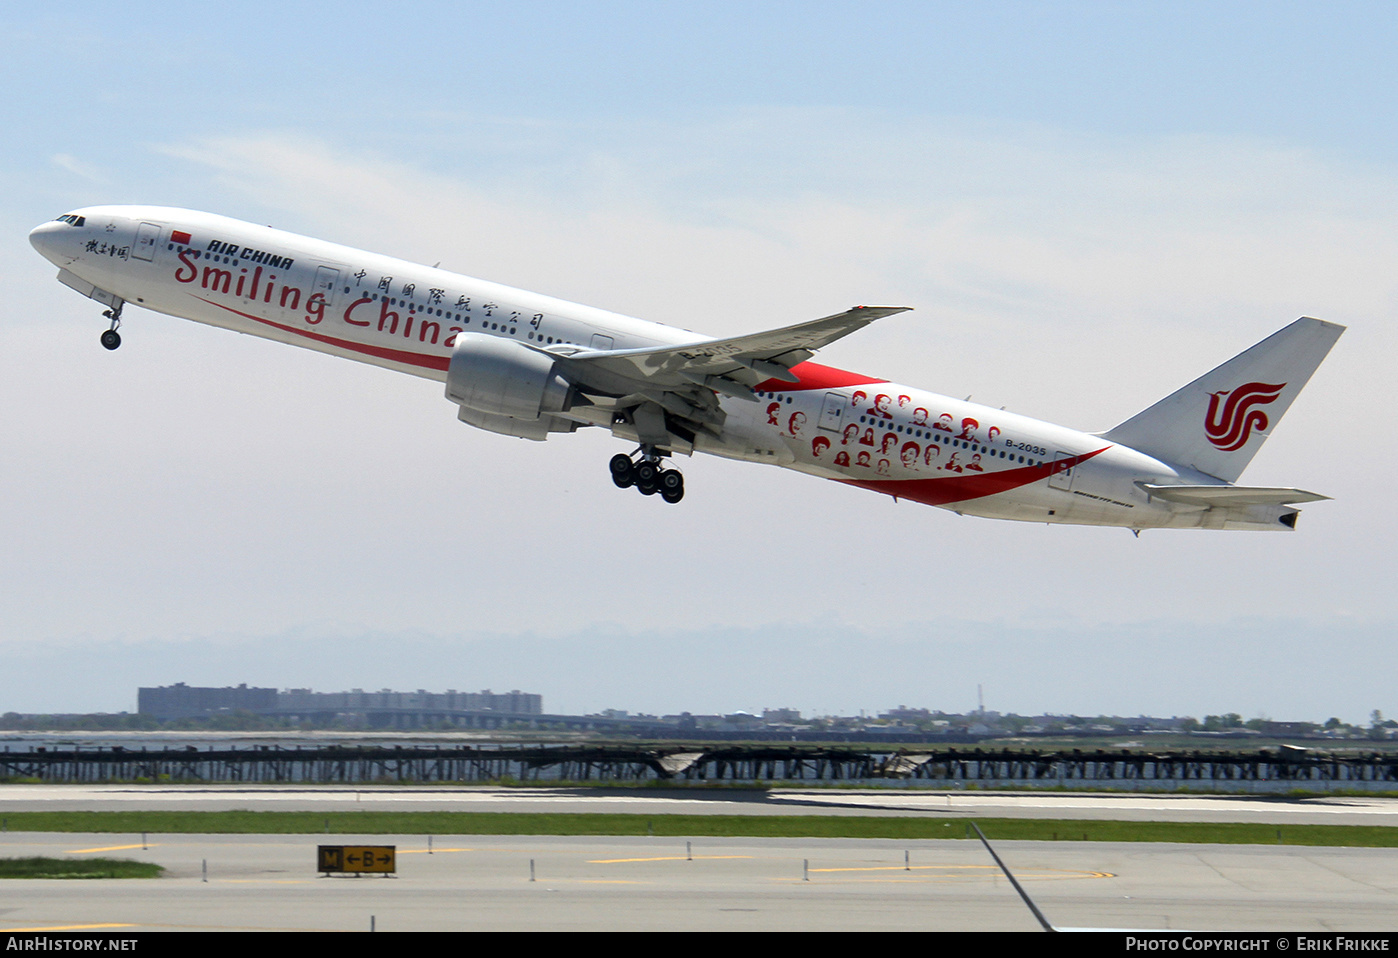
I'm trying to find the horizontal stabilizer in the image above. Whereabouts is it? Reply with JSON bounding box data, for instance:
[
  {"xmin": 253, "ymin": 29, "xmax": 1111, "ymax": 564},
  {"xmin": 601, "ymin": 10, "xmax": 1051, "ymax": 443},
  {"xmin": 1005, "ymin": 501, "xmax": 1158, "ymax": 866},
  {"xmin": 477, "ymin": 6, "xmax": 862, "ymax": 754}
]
[{"xmin": 1137, "ymin": 483, "xmax": 1330, "ymax": 506}]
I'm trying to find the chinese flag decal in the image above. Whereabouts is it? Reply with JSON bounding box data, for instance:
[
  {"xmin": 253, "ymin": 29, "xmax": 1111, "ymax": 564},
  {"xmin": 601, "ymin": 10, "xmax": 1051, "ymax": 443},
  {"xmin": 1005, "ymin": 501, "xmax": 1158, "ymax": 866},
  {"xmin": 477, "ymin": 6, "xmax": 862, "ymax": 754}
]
[{"xmin": 171, "ymin": 230, "xmax": 192, "ymax": 245}]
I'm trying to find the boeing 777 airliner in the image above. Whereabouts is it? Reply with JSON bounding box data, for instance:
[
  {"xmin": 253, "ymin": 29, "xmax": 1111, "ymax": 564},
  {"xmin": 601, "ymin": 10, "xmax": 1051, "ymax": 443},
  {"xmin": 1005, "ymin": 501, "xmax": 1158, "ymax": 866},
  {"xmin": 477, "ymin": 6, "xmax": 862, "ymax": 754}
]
[{"xmin": 30, "ymin": 206, "xmax": 1343, "ymax": 530}]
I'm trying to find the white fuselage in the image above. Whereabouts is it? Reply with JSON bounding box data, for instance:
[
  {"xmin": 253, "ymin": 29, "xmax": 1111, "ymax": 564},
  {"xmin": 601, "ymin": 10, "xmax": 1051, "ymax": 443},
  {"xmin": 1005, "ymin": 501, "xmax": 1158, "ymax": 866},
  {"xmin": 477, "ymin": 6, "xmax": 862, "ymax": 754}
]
[{"xmin": 29, "ymin": 206, "xmax": 1294, "ymax": 531}]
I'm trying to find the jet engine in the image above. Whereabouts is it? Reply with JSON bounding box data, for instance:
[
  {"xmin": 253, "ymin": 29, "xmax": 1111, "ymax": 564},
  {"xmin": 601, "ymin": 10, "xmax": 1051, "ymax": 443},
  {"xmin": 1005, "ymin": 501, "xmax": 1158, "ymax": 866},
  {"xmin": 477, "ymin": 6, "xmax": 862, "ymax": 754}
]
[{"xmin": 445, "ymin": 333, "xmax": 579, "ymax": 440}]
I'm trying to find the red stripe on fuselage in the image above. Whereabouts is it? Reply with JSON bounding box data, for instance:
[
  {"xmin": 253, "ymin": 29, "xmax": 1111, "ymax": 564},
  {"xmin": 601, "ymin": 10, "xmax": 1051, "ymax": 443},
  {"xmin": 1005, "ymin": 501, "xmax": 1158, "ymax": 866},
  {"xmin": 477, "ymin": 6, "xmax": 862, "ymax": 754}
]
[
  {"xmin": 840, "ymin": 447, "xmax": 1111, "ymax": 507},
  {"xmin": 755, "ymin": 361, "xmax": 886, "ymax": 392},
  {"xmin": 193, "ymin": 295, "xmax": 451, "ymax": 372}
]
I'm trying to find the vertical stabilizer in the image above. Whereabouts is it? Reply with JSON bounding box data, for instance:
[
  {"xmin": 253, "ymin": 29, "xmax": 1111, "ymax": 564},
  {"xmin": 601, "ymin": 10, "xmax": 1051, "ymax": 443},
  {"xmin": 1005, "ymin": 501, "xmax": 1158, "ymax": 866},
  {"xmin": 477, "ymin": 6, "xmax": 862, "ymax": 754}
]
[{"xmin": 1101, "ymin": 317, "xmax": 1343, "ymax": 482}]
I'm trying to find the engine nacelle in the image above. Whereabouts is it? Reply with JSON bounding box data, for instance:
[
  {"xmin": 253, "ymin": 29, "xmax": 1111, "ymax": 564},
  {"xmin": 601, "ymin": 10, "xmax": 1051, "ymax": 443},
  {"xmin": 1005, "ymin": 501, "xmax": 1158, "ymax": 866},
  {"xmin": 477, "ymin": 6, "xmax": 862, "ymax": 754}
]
[
  {"xmin": 456, "ymin": 404, "xmax": 578, "ymax": 441},
  {"xmin": 445, "ymin": 333, "xmax": 573, "ymax": 420}
]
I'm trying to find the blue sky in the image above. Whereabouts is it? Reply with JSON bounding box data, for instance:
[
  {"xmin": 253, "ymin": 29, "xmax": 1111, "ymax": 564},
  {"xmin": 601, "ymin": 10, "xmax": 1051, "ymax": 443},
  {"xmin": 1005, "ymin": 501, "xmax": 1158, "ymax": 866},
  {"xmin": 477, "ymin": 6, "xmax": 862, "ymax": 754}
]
[
  {"xmin": 2, "ymin": 2, "xmax": 1395, "ymax": 720},
  {"xmin": 9, "ymin": 3, "xmax": 1398, "ymax": 161}
]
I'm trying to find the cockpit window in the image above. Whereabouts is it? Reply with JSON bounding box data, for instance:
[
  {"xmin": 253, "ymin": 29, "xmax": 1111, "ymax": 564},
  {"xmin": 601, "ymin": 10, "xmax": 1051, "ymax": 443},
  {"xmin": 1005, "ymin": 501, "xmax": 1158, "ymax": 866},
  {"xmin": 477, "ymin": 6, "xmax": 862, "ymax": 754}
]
[{"xmin": 53, "ymin": 214, "xmax": 85, "ymax": 226}]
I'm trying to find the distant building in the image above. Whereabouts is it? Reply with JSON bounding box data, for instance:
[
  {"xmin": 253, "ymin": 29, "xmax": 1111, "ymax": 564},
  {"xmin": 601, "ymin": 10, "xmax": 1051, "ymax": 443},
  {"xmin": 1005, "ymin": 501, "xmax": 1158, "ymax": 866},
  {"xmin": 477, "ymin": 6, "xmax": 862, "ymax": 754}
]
[
  {"xmin": 880, "ymin": 706, "xmax": 932, "ymax": 721},
  {"xmin": 138, "ymin": 683, "xmax": 278, "ymax": 720},
  {"xmin": 138, "ymin": 684, "xmax": 541, "ymax": 727},
  {"xmin": 277, "ymin": 688, "xmax": 542, "ymax": 716}
]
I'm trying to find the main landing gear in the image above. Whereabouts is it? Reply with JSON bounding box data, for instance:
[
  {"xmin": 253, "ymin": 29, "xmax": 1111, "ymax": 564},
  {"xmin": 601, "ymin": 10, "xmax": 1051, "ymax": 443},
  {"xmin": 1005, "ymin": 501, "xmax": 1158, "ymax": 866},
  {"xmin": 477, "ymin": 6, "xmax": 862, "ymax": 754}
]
[
  {"xmin": 610, "ymin": 451, "xmax": 684, "ymax": 503},
  {"xmin": 99, "ymin": 303, "xmax": 124, "ymax": 350}
]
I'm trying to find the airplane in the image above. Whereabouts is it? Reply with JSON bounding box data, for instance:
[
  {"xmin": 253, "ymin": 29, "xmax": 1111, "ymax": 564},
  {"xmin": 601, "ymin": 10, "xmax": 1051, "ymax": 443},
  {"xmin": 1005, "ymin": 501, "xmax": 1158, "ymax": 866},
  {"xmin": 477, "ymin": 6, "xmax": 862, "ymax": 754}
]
[{"xmin": 29, "ymin": 206, "xmax": 1344, "ymax": 531}]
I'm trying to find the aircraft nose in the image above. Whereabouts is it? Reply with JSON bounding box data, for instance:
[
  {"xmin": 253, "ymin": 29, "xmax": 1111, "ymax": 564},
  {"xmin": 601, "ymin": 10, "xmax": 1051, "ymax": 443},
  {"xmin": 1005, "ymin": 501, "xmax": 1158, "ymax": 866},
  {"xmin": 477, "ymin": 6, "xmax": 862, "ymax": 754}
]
[{"xmin": 29, "ymin": 220, "xmax": 70, "ymax": 266}]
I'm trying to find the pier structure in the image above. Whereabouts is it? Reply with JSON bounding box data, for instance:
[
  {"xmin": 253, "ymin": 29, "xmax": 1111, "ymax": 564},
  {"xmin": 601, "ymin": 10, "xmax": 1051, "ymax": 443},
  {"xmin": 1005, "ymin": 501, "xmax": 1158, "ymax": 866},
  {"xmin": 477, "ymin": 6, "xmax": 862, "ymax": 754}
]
[{"xmin": 3, "ymin": 744, "xmax": 1397, "ymax": 788}]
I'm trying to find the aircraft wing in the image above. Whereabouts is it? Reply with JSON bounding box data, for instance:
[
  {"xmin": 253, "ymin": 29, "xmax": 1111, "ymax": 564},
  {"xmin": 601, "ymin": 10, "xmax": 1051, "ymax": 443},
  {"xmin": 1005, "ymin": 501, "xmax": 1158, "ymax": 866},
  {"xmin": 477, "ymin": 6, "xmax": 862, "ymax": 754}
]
[
  {"xmin": 563, "ymin": 305, "xmax": 909, "ymax": 393},
  {"xmin": 550, "ymin": 305, "xmax": 908, "ymax": 445}
]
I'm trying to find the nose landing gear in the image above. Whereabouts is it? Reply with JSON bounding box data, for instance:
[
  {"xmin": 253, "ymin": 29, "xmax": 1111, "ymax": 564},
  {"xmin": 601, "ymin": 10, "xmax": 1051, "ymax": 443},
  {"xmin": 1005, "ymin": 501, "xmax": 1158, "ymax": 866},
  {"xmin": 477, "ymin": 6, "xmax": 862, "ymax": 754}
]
[
  {"xmin": 609, "ymin": 450, "xmax": 684, "ymax": 503},
  {"xmin": 99, "ymin": 303, "xmax": 124, "ymax": 350}
]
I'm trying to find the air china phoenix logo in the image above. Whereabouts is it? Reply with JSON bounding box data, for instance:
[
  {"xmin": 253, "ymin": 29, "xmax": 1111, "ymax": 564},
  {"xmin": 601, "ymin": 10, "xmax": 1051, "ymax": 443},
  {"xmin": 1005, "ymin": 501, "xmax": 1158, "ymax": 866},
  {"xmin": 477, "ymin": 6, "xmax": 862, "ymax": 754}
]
[{"xmin": 1205, "ymin": 381, "xmax": 1286, "ymax": 451}]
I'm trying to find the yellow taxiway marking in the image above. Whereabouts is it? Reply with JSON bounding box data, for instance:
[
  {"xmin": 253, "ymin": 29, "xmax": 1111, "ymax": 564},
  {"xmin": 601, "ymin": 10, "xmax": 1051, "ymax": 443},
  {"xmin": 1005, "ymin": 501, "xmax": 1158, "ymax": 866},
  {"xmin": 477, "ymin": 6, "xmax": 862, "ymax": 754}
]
[
  {"xmin": 399, "ymin": 848, "xmax": 475, "ymax": 854},
  {"xmin": 794, "ymin": 865, "xmax": 1114, "ymax": 880},
  {"xmin": 588, "ymin": 855, "xmax": 755, "ymax": 864},
  {"xmin": 808, "ymin": 864, "xmax": 998, "ymax": 873},
  {"xmin": 775, "ymin": 877, "xmax": 980, "ymax": 884},
  {"xmin": 0, "ymin": 924, "xmax": 136, "ymax": 932},
  {"xmin": 66, "ymin": 844, "xmax": 155, "ymax": 854}
]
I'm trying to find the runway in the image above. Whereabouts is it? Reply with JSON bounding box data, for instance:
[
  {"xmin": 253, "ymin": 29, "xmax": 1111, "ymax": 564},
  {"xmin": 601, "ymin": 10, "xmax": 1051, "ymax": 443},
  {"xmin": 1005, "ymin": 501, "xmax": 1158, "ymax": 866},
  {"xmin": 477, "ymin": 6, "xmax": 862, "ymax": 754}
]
[
  {"xmin": 3, "ymin": 784, "xmax": 1398, "ymax": 825},
  {"xmin": 1, "ymin": 832, "xmax": 1395, "ymax": 932},
  {"xmin": 1, "ymin": 786, "xmax": 1396, "ymax": 931}
]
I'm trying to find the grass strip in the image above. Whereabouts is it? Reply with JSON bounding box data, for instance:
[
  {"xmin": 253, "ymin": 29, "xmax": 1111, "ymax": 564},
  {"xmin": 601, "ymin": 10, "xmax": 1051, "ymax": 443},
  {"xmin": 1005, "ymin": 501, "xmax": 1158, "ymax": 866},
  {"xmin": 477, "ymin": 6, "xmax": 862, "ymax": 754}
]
[
  {"xmin": 0, "ymin": 811, "xmax": 1393, "ymax": 847},
  {"xmin": 0, "ymin": 857, "xmax": 163, "ymax": 879}
]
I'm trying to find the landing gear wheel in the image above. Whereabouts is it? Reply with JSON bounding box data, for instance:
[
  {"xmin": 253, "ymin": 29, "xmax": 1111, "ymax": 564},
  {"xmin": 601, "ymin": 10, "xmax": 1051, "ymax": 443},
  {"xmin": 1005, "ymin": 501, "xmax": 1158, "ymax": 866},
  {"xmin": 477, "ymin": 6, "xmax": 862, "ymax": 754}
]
[
  {"xmin": 610, "ymin": 448, "xmax": 679, "ymax": 500},
  {"xmin": 659, "ymin": 469, "xmax": 684, "ymax": 503},
  {"xmin": 609, "ymin": 453, "xmax": 635, "ymax": 488},
  {"xmin": 100, "ymin": 304, "xmax": 124, "ymax": 351}
]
